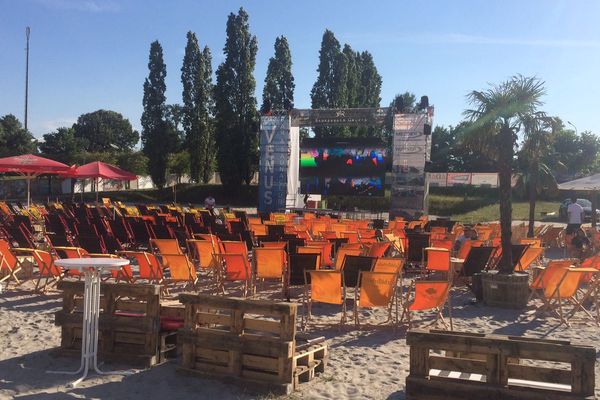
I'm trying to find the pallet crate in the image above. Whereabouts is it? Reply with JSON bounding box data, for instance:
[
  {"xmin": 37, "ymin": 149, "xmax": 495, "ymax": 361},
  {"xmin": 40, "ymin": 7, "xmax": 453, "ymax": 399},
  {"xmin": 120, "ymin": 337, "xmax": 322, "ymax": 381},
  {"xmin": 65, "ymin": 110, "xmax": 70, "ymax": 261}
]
[
  {"xmin": 406, "ymin": 329, "xmax": 596, "ymax": 400},
  {"xmin": 178, "ymin": 294, "xmax": 327, "ymax": 394},
  {"xmin": 54, "ymin": 281, "xmax": 183, "ymax": 367}
]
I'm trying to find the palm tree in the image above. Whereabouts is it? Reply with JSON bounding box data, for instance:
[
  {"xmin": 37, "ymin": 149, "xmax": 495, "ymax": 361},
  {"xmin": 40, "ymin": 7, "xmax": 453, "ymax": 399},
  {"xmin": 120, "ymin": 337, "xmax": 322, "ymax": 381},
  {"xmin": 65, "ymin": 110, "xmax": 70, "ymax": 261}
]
[
  {"xmin": 518, "ymin": 115, "xmax": 559, "ymax": 237},
  {"xmin": 464, "ymin": 75, "xmax": 546, "ymax": 274}
]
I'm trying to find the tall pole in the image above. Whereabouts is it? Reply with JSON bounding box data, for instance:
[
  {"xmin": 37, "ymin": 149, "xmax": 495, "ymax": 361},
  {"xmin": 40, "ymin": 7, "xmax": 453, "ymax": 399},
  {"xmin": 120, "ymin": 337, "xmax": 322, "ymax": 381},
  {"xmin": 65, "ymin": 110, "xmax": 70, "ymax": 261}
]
[{"xmin": 24, "ymin": 27, "xmax": 31, "ymax": 131}]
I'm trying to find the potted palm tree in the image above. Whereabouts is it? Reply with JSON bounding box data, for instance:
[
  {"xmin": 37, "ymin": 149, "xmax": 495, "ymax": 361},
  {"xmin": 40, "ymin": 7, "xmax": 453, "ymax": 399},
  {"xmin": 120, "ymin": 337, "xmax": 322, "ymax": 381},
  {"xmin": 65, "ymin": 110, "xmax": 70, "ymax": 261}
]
[{"xmin": 464, "ymin": 75, "xmax": 547, "ymax": 308}]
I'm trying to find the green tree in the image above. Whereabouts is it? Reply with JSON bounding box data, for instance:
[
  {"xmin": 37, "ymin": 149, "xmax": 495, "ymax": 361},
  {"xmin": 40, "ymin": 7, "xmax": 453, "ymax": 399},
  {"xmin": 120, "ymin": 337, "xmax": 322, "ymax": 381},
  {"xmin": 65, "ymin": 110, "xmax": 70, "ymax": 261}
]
[
  {"xmin": 261, "ymin": 36, "xmax": 295, "ymax": 112},
  {"xmin": 310, "ymin": 30, "xmax": 348, "ymax": 137},
  {"xmin": 343, "ymin": 44, "xmax": 359, "ymax": 108},
  {"xmin": 0, "ymin": 114, "xmax": 37, "ymax": 157},
  {"xmin": 73, "ymin": 110, "xmax": 138, "ymax": 152},
  {"xmin": 181, "ymin": 32, "xmax": 215, "ymax": 183},
  {"xmin": 168, "ymin": 151, "xmax": 190, "ymax": 183},
  {"xmin": 214, "ymin": 7, "xmax": 259, "ymax": 189},
  {"xmin": 356, "ymin": 51, "xmax": 382, "ymax": 108},
  {"xmin": 39, "ymin": 127, "xmax": 86, "ymax": 164},
  {"xmin": 141, "ymin": 40, "xmax": 169, "ymax": 188},
  {"xmin": 464, "ymin": 75, "xmax": 547, "ymax": 273},
  {"xmin": 516, "ymin": 116, "xmax": 560, "ymax": 236},
  {"xmin": 116, "ymin": 151, "xmax": 148, "ymax": 176}
]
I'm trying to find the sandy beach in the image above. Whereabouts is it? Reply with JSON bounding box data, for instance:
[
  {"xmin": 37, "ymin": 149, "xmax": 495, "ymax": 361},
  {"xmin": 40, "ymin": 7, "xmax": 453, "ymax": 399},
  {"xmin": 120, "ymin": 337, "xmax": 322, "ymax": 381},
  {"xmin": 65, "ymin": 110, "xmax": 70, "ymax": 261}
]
[{"xmin": 1, "ymin": 279, "xmax": 599, "ymax": 400}]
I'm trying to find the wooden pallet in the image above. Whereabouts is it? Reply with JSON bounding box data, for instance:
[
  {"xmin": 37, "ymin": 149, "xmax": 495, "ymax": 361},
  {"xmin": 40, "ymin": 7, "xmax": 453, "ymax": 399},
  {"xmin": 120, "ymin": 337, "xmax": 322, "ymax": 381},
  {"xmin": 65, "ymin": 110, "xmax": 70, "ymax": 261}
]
[
  {"xmin": 406, "ymin": 329, "xmax": 596, "ymax": 400},
  {"xmin": 178, "ymin": 293, "xmax": 327, "ymax": 394},
  {"xmin": 54, "ymin": 281, "xmax": 182, "ymax": 367}
]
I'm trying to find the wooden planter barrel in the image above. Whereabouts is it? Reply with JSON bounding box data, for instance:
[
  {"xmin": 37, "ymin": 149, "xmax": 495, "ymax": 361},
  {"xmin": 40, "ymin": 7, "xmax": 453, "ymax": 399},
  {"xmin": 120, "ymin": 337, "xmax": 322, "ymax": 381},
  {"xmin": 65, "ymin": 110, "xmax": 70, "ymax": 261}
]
[{"xmin": 481, "ymin": 270, "xmax": 529, "ymax": 309}]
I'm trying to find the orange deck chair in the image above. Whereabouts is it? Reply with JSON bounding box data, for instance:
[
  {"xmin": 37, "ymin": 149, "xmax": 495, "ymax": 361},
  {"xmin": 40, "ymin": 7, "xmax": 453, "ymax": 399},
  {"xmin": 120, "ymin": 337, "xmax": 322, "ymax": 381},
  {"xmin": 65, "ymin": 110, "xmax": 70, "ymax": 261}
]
[
  {"xmin": 539, "ymin": 267, "xmax": 598, "ymax": 326},
  {"xmin": 528, "ymin": 259, "xmax": 575, "ymax": 302},
  {"xmin": 261, "ymin": 241, "xmax": 288, "ymax": 250},
  {"xmin": 218, "ymin": 253, "xmax": 252, "ymax": 297},
  {"xmin": 401, "ymin": 280, "xmax": 453, "ymax": 330},
  {"xmin": 423, "ymin": 247, "xmax": 451, "ymax": 278},
  {"xmin": 186, "ymin": 239, "xmax": 218, "ymax": 272},
  {"xmin": 354, "ymin": 271, "xmax": 399, "ymax": 327},
  {"xmin": 53, "ymin": 246, "xmax": 90, "ymax": 277},
  {"xmin": 253, "ymin": 247, "xmax": 287, "ymax": 296},
  {"xmin": 333, "ymin": 247, "xmax": 363, "ymax": 270},
  {"xmin": 520, "ymin": 238, "xmax": 542, "ymax": 247},
  {"xmin": 221, "ymin": 240, "xmax": 248, "ymax": 259},
  {"xmin": 160, "ymin": 253, "xmax": 197, "ymax": 289},
  {"xmin": 27, "ymin": 249, "xmax": 63, "ymax": 292},
  {"xmin": 0, "ymin": 239, "xmax": 26, "ymax": 287},
  {"xmin": 149, "ymin": 238, "xmax": 182, "ymax": 255},
  {"xmin": 118, "ymin": 251, "xmax": 163, "ymax": 283},
  {"xmin": 373, "ymin": 258, "xmax": 404, "ymax": 274},
  {"xmin": 304, "ymin": 270, "xmax": 346, "ymax": 326},
  {"xmin": 515, "ymin": 246, "xmax": 544, "ymax": 272},
  {"xmin": 366, "ymin": 242, "xmax": 391, "ymax": 258}
]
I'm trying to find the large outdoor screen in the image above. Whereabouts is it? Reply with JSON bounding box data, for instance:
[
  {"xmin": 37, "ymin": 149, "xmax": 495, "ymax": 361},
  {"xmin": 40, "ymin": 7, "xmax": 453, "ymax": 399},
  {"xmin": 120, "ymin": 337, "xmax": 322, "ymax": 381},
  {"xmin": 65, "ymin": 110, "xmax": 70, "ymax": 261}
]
[{"xmin": 299, "ymin": 138, "xmax": 389, "ymax": 196}]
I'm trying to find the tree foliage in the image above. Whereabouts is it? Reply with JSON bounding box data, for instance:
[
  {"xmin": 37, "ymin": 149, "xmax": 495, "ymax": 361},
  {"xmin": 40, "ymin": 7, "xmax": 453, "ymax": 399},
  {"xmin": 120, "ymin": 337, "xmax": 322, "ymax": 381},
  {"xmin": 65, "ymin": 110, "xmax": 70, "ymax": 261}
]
[
  {"xmin": 214, "ymin": 7, "xmax": 259, "ymax": 189},
  {"xmin": 141, "ymin": 40, "xmax": 169, "ymax": 188},
  {"xmin": 181, "ymin": 32, "xmax": 215, "ymax": 183},
  {"xmin": 262, "ymin": 36, "xmax": 294, "ymax": 112},
  {"xmin": 39, "ymin": 127, "xmax": 85, "ymax": 164},
  {"xmin": 72, "ymin": 110, "xmax": 138, "ymax": 153},
  {"xmin": 310, "ymin": 31, "xmax": 382, "ymax": 138},
  {"xmin": 464, "ymin": 75, "xmax": 547, "ymax": 273},
  {"xmin": 0, "ymin": 114, "xmax": 37, "ymax": 157}
]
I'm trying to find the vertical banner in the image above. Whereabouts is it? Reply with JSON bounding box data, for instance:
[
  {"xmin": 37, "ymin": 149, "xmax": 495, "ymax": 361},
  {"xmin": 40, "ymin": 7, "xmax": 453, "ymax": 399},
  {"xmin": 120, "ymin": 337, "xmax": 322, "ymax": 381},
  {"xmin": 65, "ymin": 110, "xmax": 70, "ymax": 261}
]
[
  {"xmin": 391, "ymin": 114, "xmax": 431, "ymax": 217},
  {"xmin": 258, "ymin": 116, "xmax": 290, "ymax": 213}
]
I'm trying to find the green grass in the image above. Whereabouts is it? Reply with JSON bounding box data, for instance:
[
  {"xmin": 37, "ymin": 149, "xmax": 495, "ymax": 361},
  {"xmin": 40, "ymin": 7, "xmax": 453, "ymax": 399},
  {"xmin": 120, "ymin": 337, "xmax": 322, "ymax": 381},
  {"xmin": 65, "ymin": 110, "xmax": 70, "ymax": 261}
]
[{"xmin": 436, "ymin": 200, "xmax": 561, "ymax": 223}]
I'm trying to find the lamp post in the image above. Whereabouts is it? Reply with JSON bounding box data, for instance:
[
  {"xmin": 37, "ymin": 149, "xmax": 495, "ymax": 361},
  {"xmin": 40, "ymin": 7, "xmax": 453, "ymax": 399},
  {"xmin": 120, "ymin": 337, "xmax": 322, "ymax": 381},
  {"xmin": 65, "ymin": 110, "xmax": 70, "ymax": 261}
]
[{"xmin": 567, "ymin": 121, "xmax": 578, "ymax": 135}]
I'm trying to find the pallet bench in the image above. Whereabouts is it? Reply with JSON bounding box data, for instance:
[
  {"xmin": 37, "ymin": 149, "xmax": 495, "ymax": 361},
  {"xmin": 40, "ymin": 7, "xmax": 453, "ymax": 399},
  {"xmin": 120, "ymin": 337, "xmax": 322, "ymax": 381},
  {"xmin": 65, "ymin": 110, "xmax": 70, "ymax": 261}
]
[
  {"xmin": 54, "ymin": 281, "xmax": 184, "ymax": 367},
  {"xmin": 406, "ymin": 329, "xmax": 596, "ymax": 400},
  {"xmin": 178, "ymin": 293, "xmax": 327, "ymax": 394}
]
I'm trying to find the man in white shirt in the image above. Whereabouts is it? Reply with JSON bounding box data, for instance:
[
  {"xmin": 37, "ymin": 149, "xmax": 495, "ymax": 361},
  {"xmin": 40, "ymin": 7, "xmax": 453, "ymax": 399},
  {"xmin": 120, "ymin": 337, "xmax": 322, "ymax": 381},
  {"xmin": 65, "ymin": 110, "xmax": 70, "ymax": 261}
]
[{"xmin": 566, "ymin": 196, "xmax": 585, "ymax": 234}]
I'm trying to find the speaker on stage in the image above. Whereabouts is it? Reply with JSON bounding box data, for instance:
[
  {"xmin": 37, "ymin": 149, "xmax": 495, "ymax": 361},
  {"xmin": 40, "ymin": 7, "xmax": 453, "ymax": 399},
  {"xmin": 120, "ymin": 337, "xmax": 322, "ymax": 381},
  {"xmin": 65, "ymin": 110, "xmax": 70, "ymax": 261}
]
[
  {"xmin": 394, "ymin": 96, "xmax": 404, "ymax": 113},
  {"xmin": 424, "ymin": 123, "xmax": 432, "ymax": 135},
  {"xmin": 419, "ymin": 96, "xmax": 429, "ymax": 110}
]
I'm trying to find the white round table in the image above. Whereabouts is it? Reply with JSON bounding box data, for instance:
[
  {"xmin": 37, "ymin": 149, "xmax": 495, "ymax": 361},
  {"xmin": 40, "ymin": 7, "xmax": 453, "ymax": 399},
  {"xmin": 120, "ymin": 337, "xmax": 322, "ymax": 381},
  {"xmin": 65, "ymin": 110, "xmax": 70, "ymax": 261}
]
[{"xmin": 50, "ymin": 257, "xmax": 130, "ymax": 387}]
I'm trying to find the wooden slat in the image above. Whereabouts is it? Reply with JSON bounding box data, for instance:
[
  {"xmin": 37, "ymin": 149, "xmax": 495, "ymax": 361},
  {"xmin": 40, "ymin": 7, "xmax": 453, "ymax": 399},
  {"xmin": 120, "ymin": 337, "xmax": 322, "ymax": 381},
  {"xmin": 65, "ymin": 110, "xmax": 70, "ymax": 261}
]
[
  {"xmin": 195, "ymin": 348, "xmax": 229, "ymax": 364},
  {"xmin": 243, "ymin": 318, "xmax": 281, "ymax": 334},
  {"xmin": 114, "ymin": 331, "xmax": 146, "ymax": 345},
  {"xmin": 508, "ymin": 364, "xmax": 571, "ymax": 386},
  {"xmin": 196, "ymin": 312, "xmax": 232, "ymax": 326},
  {"xmin": 242, "ymin": 354, "xmax": 280, "ymax": 372}
]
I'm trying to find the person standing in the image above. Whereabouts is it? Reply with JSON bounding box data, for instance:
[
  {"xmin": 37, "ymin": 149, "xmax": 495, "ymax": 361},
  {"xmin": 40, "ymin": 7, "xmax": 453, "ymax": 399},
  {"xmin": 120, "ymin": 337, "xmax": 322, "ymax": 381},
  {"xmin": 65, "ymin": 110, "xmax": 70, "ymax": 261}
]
[{"xmin": 566, "ymin": 196, "xmax": 585, "ymax": 234}]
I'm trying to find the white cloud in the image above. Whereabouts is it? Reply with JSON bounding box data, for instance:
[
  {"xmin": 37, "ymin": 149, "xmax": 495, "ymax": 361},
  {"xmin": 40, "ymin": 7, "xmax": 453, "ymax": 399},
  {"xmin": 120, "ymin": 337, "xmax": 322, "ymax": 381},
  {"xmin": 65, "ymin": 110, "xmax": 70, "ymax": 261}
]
[
  {"xmin": 35, "ymin": 0, "xmax": 121, "ymax": 13},
  {"xmin": 39, "ymin": 117, "xmax": 77, "ymax": 133},
  {"xmin": 342, "ymin": 32, "xmax": 600, "ymax": 49}
]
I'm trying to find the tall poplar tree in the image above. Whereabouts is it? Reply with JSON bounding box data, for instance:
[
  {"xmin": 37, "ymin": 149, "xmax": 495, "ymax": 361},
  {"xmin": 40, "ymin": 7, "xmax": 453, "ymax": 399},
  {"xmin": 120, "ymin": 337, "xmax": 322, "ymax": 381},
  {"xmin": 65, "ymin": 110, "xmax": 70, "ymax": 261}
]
[
  {"xmin": 261, "ymin": 36, "xmax": 295, "ymax": 112},
  {"xmin": 214, "ymin": 7, "xmax": 259, "ymax": 189},
  {"xmin": 141, "ymin": 40, "xmax": 169, "ymax": 188},
  {"xmin": 310, "ymin": 30, "xmax": 347, "ymax": 137},
  {"xmin": 181, "ymin": 32, "xmax": 215, "ymax": 183},
  {"xmin": 200, "ymin": 46, "xmax": 216, "ymax": 183}
]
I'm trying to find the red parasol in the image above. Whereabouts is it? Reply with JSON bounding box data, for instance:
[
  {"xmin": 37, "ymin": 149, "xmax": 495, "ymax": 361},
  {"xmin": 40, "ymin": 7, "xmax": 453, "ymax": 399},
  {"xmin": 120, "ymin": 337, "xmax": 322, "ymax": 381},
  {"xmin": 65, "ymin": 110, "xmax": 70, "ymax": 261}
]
[
  {"xmin": 0, "ymin": 154, "xmax": 73, "ymax": 206},
  {"xmin": 71, "ymin": 161, "xmax": 137, "ymax": 181},
  {"xmin": 67, "ymin": 161, "xmax": 137, "ymax": 201}
]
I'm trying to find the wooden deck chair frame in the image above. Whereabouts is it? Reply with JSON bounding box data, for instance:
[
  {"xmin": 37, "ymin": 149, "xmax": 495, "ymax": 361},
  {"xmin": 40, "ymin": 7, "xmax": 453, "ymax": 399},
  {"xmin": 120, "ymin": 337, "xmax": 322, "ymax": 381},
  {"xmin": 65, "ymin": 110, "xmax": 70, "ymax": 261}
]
[
  {"xmin": 528, "ymin": 259, "xmax": 576, "ymax": 302},
  {"xmin": 16, "ymin": 249, "xmax": 62, "ymax": 292},
  {"xmin": 0, "ymin": 243, "xmax": 25, "ymax": 287},
  {"xmin": 400, "ymin": 280, "xmax": 453, "ymax": 330},
  {"xmin": 160, "ymin": 253, "xmax": 198, "ymax": 291},
  {"xmin": 565, "ymin": 269, "xmax": 600, "ymax": 325},
  {"xmin": 117, "ymin": 250, "xmax": 164, "ymax": 284},
  {"xmin": 303, "ymin": 270, "xmax": 347, "ymax": 328},
  {"xmin": 216, "ymin": 253, "xmax": 252, "ymax": 297},
  {"xmin": 354, "ymin": 271, "xmax": 399, "ymax": 328},
  {"xmin": 252, "ymin": 247, "xmax": 287, "ymax": 298},
  {"xmin": 536, "ymin": 268, "xmax": 596, "ymax": 327}
]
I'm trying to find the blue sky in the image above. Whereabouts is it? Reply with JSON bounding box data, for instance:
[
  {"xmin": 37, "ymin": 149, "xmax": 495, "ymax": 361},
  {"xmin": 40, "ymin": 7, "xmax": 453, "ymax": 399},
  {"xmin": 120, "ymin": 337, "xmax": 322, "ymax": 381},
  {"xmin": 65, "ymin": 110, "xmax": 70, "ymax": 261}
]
[{"xmin": 1, "ymin": 0, "xmax": 599, "ymax": 140}]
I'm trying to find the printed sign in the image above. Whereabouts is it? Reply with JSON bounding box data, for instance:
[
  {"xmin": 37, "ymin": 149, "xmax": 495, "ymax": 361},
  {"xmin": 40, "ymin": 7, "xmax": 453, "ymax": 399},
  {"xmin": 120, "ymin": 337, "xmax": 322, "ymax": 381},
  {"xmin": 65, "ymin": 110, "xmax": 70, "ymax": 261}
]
[
  {"xmin": 447, "ymin": 173, "xmax": 472, "ymax": 186},
  {"xmin": 390, "ymin": 113, "xmax": 431, "ymax": 217},
  {"xmin": 258, "ymin": 116, "xmax": 290, "ymax": 213},
  {"xmin": 471, "ymin": 173, "xmax": 498, "ymax": 187}
]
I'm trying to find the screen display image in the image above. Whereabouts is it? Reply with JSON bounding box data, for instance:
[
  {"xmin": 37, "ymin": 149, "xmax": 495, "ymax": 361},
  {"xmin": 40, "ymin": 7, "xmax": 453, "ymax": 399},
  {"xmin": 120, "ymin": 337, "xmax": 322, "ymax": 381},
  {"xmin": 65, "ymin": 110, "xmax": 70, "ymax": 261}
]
[
  {"xmin": 300, "ymin": 138, "xmax": 390, "ymax": 177},
  {"xmin": 300, "ymin": 176, "xmax": 384, "ymax": 197}
]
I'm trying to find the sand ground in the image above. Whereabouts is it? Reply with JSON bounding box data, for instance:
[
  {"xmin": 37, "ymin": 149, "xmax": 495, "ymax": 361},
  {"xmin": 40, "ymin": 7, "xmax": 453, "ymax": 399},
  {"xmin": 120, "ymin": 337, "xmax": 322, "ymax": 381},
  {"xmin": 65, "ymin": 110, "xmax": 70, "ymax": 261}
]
[{"xmin": 1, "ymin": 278, "xmax": 599, "ymax": 400}]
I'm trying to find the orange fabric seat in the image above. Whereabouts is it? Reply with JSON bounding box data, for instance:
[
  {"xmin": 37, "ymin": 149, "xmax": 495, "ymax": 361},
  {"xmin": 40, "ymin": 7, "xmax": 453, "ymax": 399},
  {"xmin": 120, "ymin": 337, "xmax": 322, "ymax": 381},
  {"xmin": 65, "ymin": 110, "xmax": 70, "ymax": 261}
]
[
  {"xmin": 305, "ymin": 270, "xmax": 346, "ymax": 325},
  {"xmin": 354, "ymin": 271, "xmax": 398, "ymax": 326},
  {"xmin": 401, "ymin": 280, "xmax": 452, "ymax": 330}
]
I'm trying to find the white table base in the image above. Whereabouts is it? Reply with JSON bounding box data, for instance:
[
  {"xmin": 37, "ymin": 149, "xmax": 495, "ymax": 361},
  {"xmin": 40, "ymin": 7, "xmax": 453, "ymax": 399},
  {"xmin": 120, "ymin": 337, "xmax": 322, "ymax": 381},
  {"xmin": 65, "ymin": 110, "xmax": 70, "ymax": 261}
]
[{"xmin": 48, "ymin": 267, "xmax": 130, "ymax": 387}]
